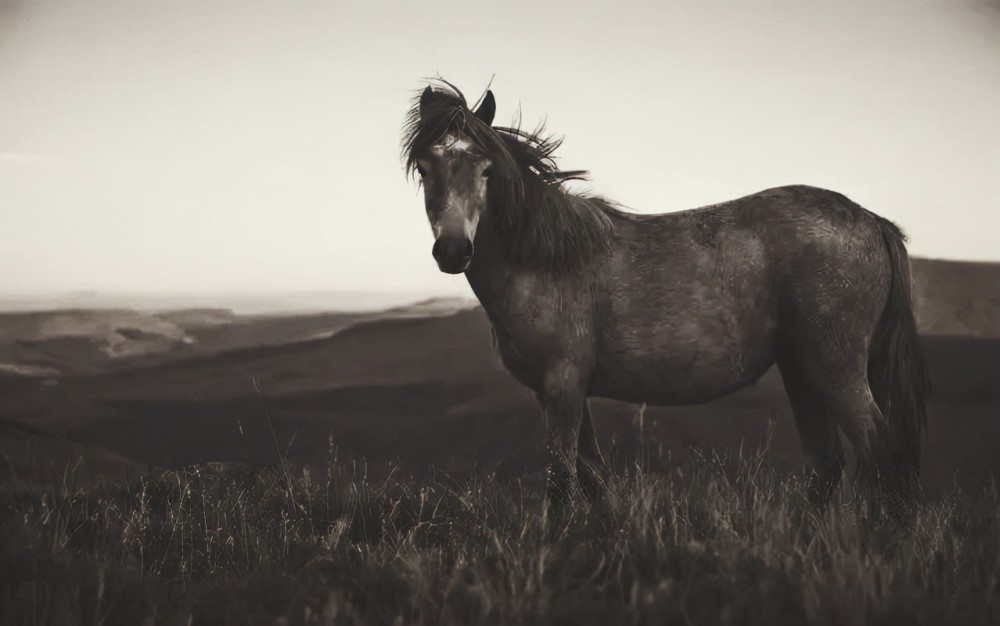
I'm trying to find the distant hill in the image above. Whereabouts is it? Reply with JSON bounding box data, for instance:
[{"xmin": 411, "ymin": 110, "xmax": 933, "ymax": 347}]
[
  {"xmin": 0, "ymin": 290, "xmax": 468, "ymax": 315},
  {"xmin": 0, "ymin": 309, "xmax": 191, "ymax": 375},
  {"xmin": 55, "ymin": 307, "xmax": 519, "ymax": 404},
  {"xmin": 0, "ymin": 298, "xmax": 476, "ymax": 378},
  {"xmin": 912, "ymin": 258, "xmax": 1000, "ymax": 337},
  {"xmin": 0, "ymin": 258, "xmax": 993, "ymax": 380}
]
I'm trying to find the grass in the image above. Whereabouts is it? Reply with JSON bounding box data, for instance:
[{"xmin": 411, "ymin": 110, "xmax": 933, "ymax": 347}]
[{"xmin": 2, "ymin": 444, "xmax": 999, "ymax": 626}]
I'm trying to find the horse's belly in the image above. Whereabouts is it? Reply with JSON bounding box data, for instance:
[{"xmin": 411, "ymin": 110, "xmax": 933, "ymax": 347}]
[{"xmin": 590, "ymin": 314, "xmax": 777, "ymax": 405}]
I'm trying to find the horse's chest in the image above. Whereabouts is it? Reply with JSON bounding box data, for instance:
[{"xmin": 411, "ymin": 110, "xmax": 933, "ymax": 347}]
[
  {"xmin": 482, "ymin": 279, "xmax": 594, "ymax": 392},
  {"xmin": 491, "ymin": 329, "xmax": 544, "ymax": 390}
]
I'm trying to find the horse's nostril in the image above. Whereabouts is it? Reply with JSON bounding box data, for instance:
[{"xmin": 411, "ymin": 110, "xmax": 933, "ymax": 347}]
[
  {"xmin": 432, "ymin": 238, "xmax": 473, "ymax": 263},
  {"xmin": 431, "ymin": 240, "xmax": 445, "ymax": 260}
]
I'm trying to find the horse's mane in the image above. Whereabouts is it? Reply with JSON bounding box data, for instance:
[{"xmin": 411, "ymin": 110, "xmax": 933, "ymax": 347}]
[{"xmin": 401, "ymin": 80, "xmax": 615, "ymax": 274}]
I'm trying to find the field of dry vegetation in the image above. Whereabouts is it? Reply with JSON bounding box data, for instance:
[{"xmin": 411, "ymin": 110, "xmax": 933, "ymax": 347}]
[{"xmin": 2, "ymin": 443, "xmax": 999, "ymax": 626}]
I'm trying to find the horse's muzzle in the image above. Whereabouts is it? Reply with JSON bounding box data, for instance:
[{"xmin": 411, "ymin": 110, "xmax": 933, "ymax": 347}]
[{"xmin": 432, "ymin": 237, "xmax": 473, "ymax": 274}]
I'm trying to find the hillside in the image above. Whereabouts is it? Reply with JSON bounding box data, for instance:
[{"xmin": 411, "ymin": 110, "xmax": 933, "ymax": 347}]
[
  {"xmin": 0, "ymin": 298, "xmax": 475, "ymax": 378},
  {"xmin": 0, "ymin": 259, "xmax": 996, "ymax": 497},
  {"xmin": 0, "ymin": 257, "xmax": 994, "ymax": 379},
  {"xmin": 0, "ymin": 419, "xmax": 145, "ymax": 488},
  {"xmin": 0, "ymin": 305, "xmax": 996, "ymax": 497},
  {"xmin": 912, "ymin": 258, "xmax": 1000, "ymax": 337}
]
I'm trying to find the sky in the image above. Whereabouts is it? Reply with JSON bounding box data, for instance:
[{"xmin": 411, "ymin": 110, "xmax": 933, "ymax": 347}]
[{"xmin": 1, "ymin": 0, "xmax": 999, "ymax": 299}]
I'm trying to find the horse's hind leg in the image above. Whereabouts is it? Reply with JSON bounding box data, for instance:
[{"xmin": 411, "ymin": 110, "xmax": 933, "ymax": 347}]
[
  {"xmin": 823, "ymin": 377, "xmax": 894, "ymax": 520},
  {"xmin": 780, "ymin": 347, "xmax": 892, "ymax": 519},
  {"xmin": 576, "ymin": 401, "xmax": 611, "ymax": 501},
  {"xmin": 777, "ymin": 358, "xmax": 845, "ymax": 507}
]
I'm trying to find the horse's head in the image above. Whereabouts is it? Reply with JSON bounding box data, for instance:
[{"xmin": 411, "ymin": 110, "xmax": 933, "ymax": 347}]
[{"xmin": 410, "ymin": 86, "xmax": 497, "ymax": 274}]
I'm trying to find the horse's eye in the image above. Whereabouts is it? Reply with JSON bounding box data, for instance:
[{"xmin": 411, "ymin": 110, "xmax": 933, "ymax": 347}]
[
  {"xmin": 416, "ymin": 165, "xmax": 427, "ymax": 177},
  {"xmin": 482, "ymin": 167, "xmax": 493, "ymax": 178}
]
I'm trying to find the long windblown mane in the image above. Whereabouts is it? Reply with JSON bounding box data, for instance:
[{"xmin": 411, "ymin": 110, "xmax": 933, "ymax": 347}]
[{"xmin": 401, "ymin": 80, "xmax": 615, "ymax": 273}]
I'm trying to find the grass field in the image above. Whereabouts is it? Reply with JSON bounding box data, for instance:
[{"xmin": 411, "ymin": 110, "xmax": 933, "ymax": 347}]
[{"xmin": 3, "ymin": 443, "xmax": 998, "ymax": 626}]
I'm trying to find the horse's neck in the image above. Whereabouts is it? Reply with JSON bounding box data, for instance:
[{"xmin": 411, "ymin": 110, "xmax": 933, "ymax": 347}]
[{"xmin": 464, "ymin": 230, "xmax": 512, "ymax": 315}]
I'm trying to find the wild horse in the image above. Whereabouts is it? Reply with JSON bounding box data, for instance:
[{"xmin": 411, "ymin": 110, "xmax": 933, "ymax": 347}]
[{"xmin": 401, "ymin": 80, "xmax": 930, "ymax": 515}]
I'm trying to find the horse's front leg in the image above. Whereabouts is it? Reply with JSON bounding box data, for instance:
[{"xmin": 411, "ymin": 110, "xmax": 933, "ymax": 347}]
[
  {"xmin": 577, "ymin": 401, "xmax": 611, "ymax": 502},
  {"xmin": 539, "ymin": 365, "xmax": 588, "ymax": 511}
]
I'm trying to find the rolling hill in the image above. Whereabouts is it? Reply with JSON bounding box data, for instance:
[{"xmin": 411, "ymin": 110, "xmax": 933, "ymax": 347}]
[
  {"xmin": 0, "ymin": 258, "xmax": 997, "ymax": 497},
  {"xmin": 912, "ymin": 258, "xmax": 1000, "ymax": 337},
  {"xmin": 0, "ymin": 306, "xmax": 996, "ymax": 498}
]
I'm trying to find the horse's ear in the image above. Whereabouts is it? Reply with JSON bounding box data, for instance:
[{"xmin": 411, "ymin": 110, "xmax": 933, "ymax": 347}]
[
  {"xmin": 419, "ymin": 86, "xmax": 435, "ymax": 118},
  {"xmin": 474, "ymin": 90, "xmax": 496, "ymax": 126}
]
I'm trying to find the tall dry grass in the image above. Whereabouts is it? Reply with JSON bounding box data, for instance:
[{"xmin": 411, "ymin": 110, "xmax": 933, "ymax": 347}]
[{"xmin": 2, "ymin": 443, "xmax": 998, "ymax": 625}]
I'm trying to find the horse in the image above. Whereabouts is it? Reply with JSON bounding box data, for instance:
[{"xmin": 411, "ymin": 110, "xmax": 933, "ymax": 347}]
[{"xmin": 401, "ymin": 80, "xmax": 931, "ymax": 515}]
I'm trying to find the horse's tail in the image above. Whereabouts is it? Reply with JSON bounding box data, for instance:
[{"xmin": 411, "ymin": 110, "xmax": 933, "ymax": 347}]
[{"xmin": 868, "ymin": 216, "xmax": 931, "ymax": 482}]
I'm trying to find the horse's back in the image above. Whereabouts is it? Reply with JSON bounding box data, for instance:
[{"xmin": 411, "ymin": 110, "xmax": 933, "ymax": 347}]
[
  {"xmin": 606, "ymin": 184, "xmax": 892, "ymax": 302},
  {"xmin": 590, "ymin": 185, "xmax": 891, "ymax": 405}
]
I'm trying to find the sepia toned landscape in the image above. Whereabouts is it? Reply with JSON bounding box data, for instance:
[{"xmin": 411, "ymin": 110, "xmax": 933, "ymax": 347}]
[{"xmin": 4, "ymin": 0, "xmax": 1000, "ymax": 621}]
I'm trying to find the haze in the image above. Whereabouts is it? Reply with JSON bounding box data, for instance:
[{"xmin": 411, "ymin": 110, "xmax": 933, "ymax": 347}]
[{"xmin": 2, "ymin": 0, "xmax": 998, "ymax": 300}]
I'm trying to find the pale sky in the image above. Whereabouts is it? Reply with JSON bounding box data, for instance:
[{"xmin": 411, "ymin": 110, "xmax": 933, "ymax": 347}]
[{"xmin": 2, "ymin": 0, "xmax": 999, "ymax": 298}]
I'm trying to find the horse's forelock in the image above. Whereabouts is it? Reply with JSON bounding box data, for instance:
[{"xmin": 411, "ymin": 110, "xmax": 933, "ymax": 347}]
[{"xmin": 403, "ymin": 87, "xmax": 522, "ymax": 194}]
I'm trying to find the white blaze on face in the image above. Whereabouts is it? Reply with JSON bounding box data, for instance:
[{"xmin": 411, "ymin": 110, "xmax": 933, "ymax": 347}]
[
  {"xmin": 437, "ymin": 188, "xmax": 480, "ymax": 239},
  {"xmin": 424, "ymin": 133, "xmax": 488, "ymax": 242},
  {"xmin": 465, "ymin": 206, "xmax": 480, "ymax": 240},
  {"xmin": 430, "ymin": 219, "xmax": 444, "ymax": 238},
  {"xmin": 449, "ymin": 137, "xmax": 473, "ymax": 152},
  {"xmin": 430, "ymin": 133, "xmax": 474, "ymax": 155}
]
